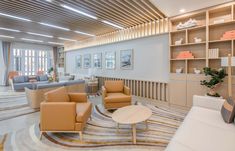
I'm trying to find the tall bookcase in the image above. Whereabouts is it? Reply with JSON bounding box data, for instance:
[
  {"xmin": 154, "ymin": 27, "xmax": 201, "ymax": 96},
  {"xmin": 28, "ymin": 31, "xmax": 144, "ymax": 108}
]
[{"xmin": 169, "ymin": 2, "xmax": 235, "ymax": 107}]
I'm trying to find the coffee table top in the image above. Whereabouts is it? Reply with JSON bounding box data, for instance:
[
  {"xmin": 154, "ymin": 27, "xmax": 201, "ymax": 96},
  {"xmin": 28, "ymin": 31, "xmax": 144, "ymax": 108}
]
[{"xmin": 112, "ymin": 105, "xmax": 152, "ymax": 124}]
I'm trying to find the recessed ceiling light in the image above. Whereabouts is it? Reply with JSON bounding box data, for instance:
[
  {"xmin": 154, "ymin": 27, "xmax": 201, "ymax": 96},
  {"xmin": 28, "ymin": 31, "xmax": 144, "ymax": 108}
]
[
  {"xmin": 74, "ymin": 31, "xmax": 95, "ymax": 37},
  {"xmin": 58, "ymin": 37, "xmax": 77, "ymax": 42},
  {"xmin": 39, "ymin": 22, "xmax": 70, "ymax": 31},
  {"xmin": 179, "ymin": 9, "xmax": 185, "ymax": 13},
  {"xmin": 61, "ymin": 5, "xmax": 97, "ymax": 20},
  {"xmin": 0, "ymin": 27, "xmax": 20, "ymax": 32},
  {"xmin": 48, "ymin": 42, "xmax": 64, "ymax": 45},
  {"xmin": 102, "ymin": 20, "xmax": 124, "ymax": 29},
  {"xmin": 0, "ymin": 12, "xmax": 32, "ymax": 22},
  {"xmin": 21, "ymin": 38, "xmax": 43, "ymax": 43},
  {"xmin": 0, "ymin": 35, "xmax": 15, "ymax": 39},
  {"xmin": 27, "ymin": 32, "xmax": 53, "ymax": 38}
]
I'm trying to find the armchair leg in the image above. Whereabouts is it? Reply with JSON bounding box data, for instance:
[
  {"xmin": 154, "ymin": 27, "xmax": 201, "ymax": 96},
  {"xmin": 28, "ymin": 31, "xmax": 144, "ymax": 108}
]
[
  {"xmin": 79, "ymin": 131, "xmax": 83, "ymax": 142},
  {"xmin": 39, "ymin": 132, "xmax": 43, "ymax": 140}
]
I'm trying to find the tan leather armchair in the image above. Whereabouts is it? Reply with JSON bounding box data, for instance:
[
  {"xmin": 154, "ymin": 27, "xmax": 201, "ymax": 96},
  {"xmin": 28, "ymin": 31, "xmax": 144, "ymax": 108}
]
[
  {"xmin": 40, "ymin": 87, "xmax": 92, "ymax": 141},
  {"xmin": 102, "ymin": 80, "xmax": 132, "ymax": 109}
]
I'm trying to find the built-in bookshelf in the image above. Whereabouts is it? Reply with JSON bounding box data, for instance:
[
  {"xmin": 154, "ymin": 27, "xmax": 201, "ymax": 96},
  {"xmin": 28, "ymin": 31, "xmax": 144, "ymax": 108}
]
[
  {"xmin": 58, "ymin": 47, "xmax": 65, "ymax": 68},
  {"xmin": 169, "ymin": 2, "xmax": 235, "ymax": 75},
  {"xmin": 169, "ymin": 2, "xmax": 235, "ymax": 107}
]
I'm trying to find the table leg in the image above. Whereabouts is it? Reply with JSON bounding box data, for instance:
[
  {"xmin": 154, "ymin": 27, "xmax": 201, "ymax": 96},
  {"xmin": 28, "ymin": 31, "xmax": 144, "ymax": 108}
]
[
  {"xmin": 116, "ymin": 123, "xmax": 119, "ymax": 133},
  {"xmin": 132, "ymin": 124, "xmax": 136, "ymax": 144},
  {"xmin": 145, "ymin": 120, "xmax": 148, "ymax": 131}
]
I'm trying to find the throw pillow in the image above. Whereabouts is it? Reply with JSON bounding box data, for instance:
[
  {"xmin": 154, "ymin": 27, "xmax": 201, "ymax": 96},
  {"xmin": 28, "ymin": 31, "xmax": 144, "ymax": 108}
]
[
  {"xmin": 39, "ymin": 75, "xmax": 48, "ymax": 81},
  {"xmin": 13, "ymin": 76, "xmax": 25, "ymax": 83},
  {"xmin": 221, "ymin": 97, "xmax": 235, "ymax": 123}
]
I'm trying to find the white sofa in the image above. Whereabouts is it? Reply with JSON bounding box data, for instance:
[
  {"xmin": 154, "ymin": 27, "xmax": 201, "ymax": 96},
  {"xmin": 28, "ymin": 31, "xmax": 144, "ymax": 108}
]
[{"xmin": 166, "ymin": 95, "xmax": 235, "ymax": 151}]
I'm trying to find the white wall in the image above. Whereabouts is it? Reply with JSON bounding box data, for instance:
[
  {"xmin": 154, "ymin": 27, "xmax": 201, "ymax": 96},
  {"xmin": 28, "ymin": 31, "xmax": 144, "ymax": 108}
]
[
  {"xmin": 66, "ymin": 34, "xmax": 169, "ymax": 82},
  {"xmin": 0, "ymin": 40, "xmax": 5, "ymax": 85}
]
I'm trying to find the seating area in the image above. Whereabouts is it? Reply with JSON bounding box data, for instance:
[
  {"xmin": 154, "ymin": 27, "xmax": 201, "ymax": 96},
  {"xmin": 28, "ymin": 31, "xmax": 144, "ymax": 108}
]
[{"xmin": 0, "ymin": 1, "xmax": 235, "ymax": 151}]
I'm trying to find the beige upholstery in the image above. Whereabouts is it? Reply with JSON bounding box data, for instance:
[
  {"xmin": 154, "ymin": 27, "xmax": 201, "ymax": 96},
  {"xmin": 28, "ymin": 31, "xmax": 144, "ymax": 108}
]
[
  {"xmin": 40, "ymin": 87, "xmax": 92, "ymax": 141},
  {"xmin": 102, "ymin": 80, "xmax": 131, "ymax": 109}
]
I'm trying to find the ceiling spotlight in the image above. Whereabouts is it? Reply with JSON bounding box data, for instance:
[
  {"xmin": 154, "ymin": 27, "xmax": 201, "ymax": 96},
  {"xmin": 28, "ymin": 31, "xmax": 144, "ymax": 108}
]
[
  {"xmin": 27, "ymin": 32, "xmax": 53, "ymax": 38},
  {"xmin": 102, "ymin": 20, "xmax": 124, "ymax": 29},
  {"xmin": 179, "ymin": 9, "xmax": 185, "ymax": 13},
  {"xmin": 0, "ymin": 12, "xmax": 32, "ymax": 22},
  {"xmin": 48, "ymin": 42, "xmax": 64, "ymax": 45},
  {"xmin": 74, "ymin": 31, "xmax": 95, "ymax": 37},
  {"xmin": 39, "ymin": 22, "xmax": 70, "ymax": 31},
  {"xmin": 58, "ymin": 37, "xmax": 77, "ymax": 42},
  {"xmin": 0, "ymin": 27, "xmax": 20, "ymax": 32},
  {"xmin": 0, "ymin": 35, "xmax": 15, "ymax": 39},
  {"xmin": 21, "ymin": 38, "xmax": 43, "ymax": 43},
  {"xmin": 61, "ymin": 5, "xmax": 97, "ymax": 20}
]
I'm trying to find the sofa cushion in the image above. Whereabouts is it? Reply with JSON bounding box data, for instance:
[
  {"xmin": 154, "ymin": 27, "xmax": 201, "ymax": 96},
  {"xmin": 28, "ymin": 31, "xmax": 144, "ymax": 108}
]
[
  {"xmin": 105, "ymin": 80, "xmax": 124, "ymax": 93},
  {"xmin": 166, "ymin": 106, "xmax": 235, "ymax": 151},
  {"xmin": 104, "ymin": 93, "xmax": 131, "ymax": 103},
  {"xmin": 221, "ymin": 97, "xmax": 235, "ymax": 123},
  {"xmin": 13, "ymin": 76, "xmax": 25, "ymax": 83},
  {"xmin": 76, "ymin": 102, "xmax": 92, "ymax": 123},
  {"xmin": 37, "ymin": 82, "xmax": 64, "ymax": 89},
  {"xmin": 13, "ymin": 82, "xmax": 33, "ymax": 90},
  {"xmin": 39, "ymin": 75, "xmax": 48, "ymax": 81},
  {"xmin": 45, "ymin": 87, "xmax": 69, "ymax": 102}
]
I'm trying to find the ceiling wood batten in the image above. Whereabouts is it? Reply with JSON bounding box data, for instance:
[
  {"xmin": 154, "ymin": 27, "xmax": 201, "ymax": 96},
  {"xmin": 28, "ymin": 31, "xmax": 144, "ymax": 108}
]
[{"xmin": 0, "ymin": 0, "xmax": 166, "ymax": 45}]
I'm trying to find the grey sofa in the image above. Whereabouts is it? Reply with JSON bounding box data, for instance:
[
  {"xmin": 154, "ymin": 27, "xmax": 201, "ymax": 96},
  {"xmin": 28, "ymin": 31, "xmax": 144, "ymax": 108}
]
[{"xmin": 10, "ymin": 75, "xmax": 49, "ymax": 91}]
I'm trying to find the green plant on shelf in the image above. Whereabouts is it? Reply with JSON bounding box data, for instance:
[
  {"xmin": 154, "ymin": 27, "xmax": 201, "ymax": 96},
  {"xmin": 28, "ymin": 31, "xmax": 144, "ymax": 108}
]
[{"xmin": 200, "ymin": 67, "xmax": 227, "ymax": 97}]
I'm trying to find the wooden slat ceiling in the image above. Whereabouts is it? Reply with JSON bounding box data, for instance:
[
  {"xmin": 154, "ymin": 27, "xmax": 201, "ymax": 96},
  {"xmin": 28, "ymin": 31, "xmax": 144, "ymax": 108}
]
[{"xmin": 0, "ymin": 0, "xmax": 166, "ymax": 45}]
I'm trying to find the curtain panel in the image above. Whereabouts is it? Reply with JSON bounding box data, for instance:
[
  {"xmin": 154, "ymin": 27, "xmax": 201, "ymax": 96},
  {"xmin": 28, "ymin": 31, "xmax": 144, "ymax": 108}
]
[
  {"xmin": 2, "ymin": 41, "xmax": 11, "ymax": 86},
  {"xmin": 52, "ymin": 46, "xmax": 58, "ymax": 78}
]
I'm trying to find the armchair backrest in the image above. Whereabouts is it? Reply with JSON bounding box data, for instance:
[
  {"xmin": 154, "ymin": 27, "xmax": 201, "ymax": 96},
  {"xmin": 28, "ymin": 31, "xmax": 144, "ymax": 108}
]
[
  {"xmin": 104, "ymin": 80, "xmax": 124, "ymax": 93},
  {"xmin": 44, "ymin": 87, "xmax": 70, "ymax": 102}
]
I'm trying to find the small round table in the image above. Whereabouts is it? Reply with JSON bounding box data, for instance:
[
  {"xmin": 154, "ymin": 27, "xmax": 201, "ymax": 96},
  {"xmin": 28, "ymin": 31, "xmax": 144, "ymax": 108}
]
[{"xmin": 112, "ymin": 105, "xmax": 152, "ymax": 144}]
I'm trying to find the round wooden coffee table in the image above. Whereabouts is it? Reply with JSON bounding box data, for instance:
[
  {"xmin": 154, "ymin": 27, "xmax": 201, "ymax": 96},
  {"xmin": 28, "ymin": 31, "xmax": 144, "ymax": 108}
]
[{"xmin": 112, "ymin": 105, "xmax": 152, "ymax": 144}]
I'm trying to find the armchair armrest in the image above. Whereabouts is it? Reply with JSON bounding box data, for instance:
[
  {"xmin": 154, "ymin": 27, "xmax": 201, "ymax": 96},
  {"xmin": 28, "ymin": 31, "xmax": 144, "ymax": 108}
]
[
  {"xmin": 102, "ymin": 86, "xmax": 107, "ymax": 100},
  {"xmin": 68, "ymin": 93, "xmax": 87, "ymax": 102},
  {"xmin": 193, "ymin": 95, "xmax": 225, "ymax": 111},
  {"xmin": 40, "ymin": 102, "xmax": 76, "ymax": 131},
  {"xmin": 124, "ymin": 86, "xmax": 131, "ymax": 95}
]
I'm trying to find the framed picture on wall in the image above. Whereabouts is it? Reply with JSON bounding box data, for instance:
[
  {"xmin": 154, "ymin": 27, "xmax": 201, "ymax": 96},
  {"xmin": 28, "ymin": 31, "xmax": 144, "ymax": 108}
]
[
  {"xmin": 120, "ymin": 49, "xmax": 133, "ymax": 70},
  {"xmin": 105, "ymin": 51, "xmax": 116, "ymax": 69},
  {"xmin": 83, "ymin": 54, "xmax": 91, "ymax": 68},
  {"xmin": 93, "ymin": 53, "xmax": 102, "ymax": 69},
  {"xmin": 75, "ymin": 55, "xmax": 82, "ymax": 69}
]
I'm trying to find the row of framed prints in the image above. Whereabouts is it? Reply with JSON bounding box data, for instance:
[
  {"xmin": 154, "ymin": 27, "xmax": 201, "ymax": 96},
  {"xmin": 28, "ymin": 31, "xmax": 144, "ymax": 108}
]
[{"xmin": 75, "ymin": 49, "xmax": 133, "ymax": 70}]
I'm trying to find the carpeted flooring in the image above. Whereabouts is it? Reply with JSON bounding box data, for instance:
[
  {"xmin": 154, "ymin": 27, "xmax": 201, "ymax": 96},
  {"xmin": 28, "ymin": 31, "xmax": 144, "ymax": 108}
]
[{"xmin": 0, "ymin": 96, "xmax": 188, "ymax": 151}]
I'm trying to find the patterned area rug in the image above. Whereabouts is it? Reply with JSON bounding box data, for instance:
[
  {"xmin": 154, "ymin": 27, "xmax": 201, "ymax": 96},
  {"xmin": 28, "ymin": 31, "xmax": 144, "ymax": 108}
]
[
  {"xmin": 0, "ymin": 93, "xmax": 39, "ymax": 121},
  {"xmin": 1, "ymin": 101, "xmax": 187, "ymax": 151}
]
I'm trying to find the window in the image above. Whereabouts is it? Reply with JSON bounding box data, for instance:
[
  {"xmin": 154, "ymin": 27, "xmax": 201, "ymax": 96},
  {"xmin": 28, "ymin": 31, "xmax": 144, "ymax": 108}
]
[{"xmin": 13, "ymin": 49, "xmax": 52, "ymax": 75}]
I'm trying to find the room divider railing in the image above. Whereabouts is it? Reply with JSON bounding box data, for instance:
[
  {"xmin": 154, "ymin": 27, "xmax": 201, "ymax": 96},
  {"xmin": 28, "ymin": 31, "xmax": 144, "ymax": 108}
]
[{"xmin": 96, "ymin": 76, "xmax": 168, "ymax": 102}]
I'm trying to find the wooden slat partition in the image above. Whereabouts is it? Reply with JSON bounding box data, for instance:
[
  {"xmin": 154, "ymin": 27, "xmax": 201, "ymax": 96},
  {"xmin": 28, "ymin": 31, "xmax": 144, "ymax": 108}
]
[{"xmin": 97, "ymin": 76, "xmax": 168, "ymax": 102}]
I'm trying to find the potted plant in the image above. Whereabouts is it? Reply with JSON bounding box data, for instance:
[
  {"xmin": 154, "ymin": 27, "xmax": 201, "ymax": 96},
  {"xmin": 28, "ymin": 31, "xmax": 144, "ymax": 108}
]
[
  {"xmin": 200, "ymin": 67, "xmax": 227, "ymax": 97},
  {"xmin": 47, "ymin": 67, "xmax": 54, "ymax": 82}
]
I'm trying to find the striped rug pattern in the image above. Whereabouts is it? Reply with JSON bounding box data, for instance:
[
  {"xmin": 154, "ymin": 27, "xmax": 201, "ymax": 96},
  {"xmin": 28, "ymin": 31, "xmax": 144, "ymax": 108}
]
[{"xmin": 1, "ymin": 100, "xmax": 187, "ymax": 151}]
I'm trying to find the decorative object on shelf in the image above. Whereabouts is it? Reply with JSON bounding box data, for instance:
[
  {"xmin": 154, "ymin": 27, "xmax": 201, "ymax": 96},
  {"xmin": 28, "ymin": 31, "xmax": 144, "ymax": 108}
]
[
  {"xmin": 175, "ymin": 38, "xmax": 183, "ymax": 45},
  {"xmin": 176, "ymin": 67, "xmax": 183, "ymax": 74},
  {"xmin": 221, "ymin": 54, "xmax": 235, "ymax": 97},
  {"xmin": 208, "ymin": 48, "xmax": 219, "ymax": 58},
  {"xmin": 200, "ymin": 67, "xmax": 227, "ymax": 97},
  {"xmin": 75, "ymin": 55, "xmax": 82, "ymax": 69},
  {"xmin": 194, "ymin": 37, "xmax": 202, "ymax": 43},
  {"xmin": 176, "ymin": 51, "xmax": 194, "ymax": 59},
  {"xmin": 193, "ymin": 68, "xmax": 201, "ymax": 74},
  {"xmin": 176, "ymin": 18, "xmax": 198, "ymax": 30},
  {"xmin": 83, "ymin": 54, "xmax": 91, "ymax": 68},
  {"xmin": 120, "ymin": 49, "xmax": 134, "ymax": 70},
  {"xmin": 105, "ymin": 51, "xmax": 116, "ymax": 69},
  {"xmin": 220, "ymin": 30, "xmax": 235, "ymax": 40},
  {"xmin": 93, "ymin": 53, "xmax": 102, "ymax": 69},
  {"xmin": 213, "ymin": 19, "xmax": 225, "ymax": 24}
]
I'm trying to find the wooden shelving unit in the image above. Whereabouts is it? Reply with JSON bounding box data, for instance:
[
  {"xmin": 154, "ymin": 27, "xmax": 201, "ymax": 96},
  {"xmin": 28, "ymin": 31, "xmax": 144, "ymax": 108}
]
[
  {"xmin": 169, "ymin": 2, "xmax": 235, "ymax": 107},
  {"xmin": 58, "ymin": 47, "xmax": 65, "ymax": 68}
]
